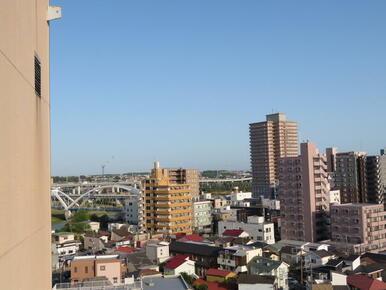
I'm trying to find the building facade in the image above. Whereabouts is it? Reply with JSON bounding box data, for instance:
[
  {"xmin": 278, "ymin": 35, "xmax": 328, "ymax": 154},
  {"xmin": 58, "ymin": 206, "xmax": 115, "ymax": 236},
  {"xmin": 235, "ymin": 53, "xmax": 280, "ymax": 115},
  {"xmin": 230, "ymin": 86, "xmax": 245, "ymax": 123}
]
[
  {"xmin": 330, "ymin": 203, "xmax": 386, "ymax": 253},
  {"xmin": 218, "ymin": 216, "xmax": 275, "ymax": 244},
  {"xmin": 279, "ymin": 142, "xmax": 330, "ymax": 242},
  {"xmin": 71, "ymin": 255, "xmax": 124, "ymax": 285},
  {"xmin": 193, "ymin": 201, "xmax": 213, "ymax": 233},
  {"xmin": 366, "ymin": 155, "xmax": 386, "ymax": 205},
  {"xmin": 0, "ymin": 1, "xmax": 61, "ymax": 289},
  {"xmin": 327, "ymin": 150, "xmax": 367, "ymax": 204},
  {"xmin": 249, "ymin": 113, "xmax": 298, "ymax": 197},
  {"xmin": 144, "ymin": 162, "xmax": 193, "ymax": 234},
  {"xmin": 155, "ymin": 167, "xmax": 200, "ymax": 200},
  {"xmin": 124, "ymin": 194, "xmax": 145, "ymax": 232}
]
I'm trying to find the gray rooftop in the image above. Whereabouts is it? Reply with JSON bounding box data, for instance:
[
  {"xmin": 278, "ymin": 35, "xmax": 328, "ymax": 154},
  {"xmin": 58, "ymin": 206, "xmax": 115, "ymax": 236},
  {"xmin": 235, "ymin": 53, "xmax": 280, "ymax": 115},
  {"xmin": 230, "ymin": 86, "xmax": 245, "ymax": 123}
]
[{"xmin": 142, "ymin": 276, "xmax": 189, "ymax": 290}]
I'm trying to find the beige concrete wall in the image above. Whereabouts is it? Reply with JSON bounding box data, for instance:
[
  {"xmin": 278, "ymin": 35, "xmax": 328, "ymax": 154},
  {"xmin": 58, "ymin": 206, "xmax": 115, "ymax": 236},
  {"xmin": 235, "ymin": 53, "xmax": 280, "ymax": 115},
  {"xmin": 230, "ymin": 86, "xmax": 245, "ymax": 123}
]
[{"xmin": 0, "ymin": 0, "xmax": 51, "ymax": 289}]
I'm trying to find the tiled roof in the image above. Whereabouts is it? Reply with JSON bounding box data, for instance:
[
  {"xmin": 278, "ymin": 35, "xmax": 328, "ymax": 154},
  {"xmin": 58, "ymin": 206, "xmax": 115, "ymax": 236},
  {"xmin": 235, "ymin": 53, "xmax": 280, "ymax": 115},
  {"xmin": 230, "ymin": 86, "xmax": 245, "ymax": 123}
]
[
  {"xmin": 115, "ymin": 246, "xmax": 137, "ymax": 254},
  {"xmin": 164, "ymin": 255, "xmax": 189, "ymax": 270},
  {"xmin": 178, "ymin": 234, "xmax": 204, "ymax": 242},
  {"xmin": 206, "ymin": 268, "xmax": 233, "ymax": 277},
  {"xmin": 139, "ymin": 269, "xmax": 161, "ymax": 277},
  {"xmin": 193, "ymin": 279, "xmax": 228, "ymax": 290},
  {"xmin": 170, "ymin": 241, "xmax": 222, "ymax": 257},
  {"xmin": 347, "ymin": 274, "xmax": 386, "ymax": 290},
  {"xmin": 222, "ymin": 229, "xmax": 245, "ymax": 237},
  {"xmin": 237, "ymin": 274, "xmax": 275, "ymax": 285}
]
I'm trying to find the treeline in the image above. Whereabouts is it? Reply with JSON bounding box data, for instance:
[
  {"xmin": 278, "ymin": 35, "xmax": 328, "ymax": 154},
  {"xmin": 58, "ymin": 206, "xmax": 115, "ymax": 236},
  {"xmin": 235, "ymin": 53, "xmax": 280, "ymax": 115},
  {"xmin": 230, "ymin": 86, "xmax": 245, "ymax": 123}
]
[{"xmin": 200, "ymin": 181, "xmax": 251, "ymax": 193}]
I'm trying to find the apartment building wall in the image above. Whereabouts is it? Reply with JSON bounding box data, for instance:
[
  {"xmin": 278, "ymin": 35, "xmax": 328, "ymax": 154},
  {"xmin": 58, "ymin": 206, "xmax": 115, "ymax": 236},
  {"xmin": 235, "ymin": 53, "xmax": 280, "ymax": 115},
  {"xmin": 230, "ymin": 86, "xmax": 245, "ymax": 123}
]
[
  {"xmin": 330, "ymin": 203, "xmax": 386, "ymax": 253},
  {"xmin": 249, "ymin": 113, "xmax": 298, "ymax": 197},
  {"xmin": 366, "ymin": 155, "xmax": 386, "ymax": 205},
  {"xmin": 0, "ymin": 1, "xmax": 54, "ymax": 289},
  {"xmin": 144, "ymin": 162, "xmax": 193, "ymax": 234},
  {"xmin": 332, "ymin": 152, "xmax": 367, "ymax": 204},
  {"xmin": 95, "ymin": 259, "xmax": 122, "ymax": 285},
  {"xmin": 279, "ymin": 143, "xmax": 330, "ymax": 242},
  {"xmin": 154, "ymin": 167, "xmax": 200, "ymax": 200},
  {"xmin": 193, "ymin": 201, "xmax": 213, "ymax": 233},
  {"xmin": 71, "ymin": 259, "xmax": 96, "ymax": 283}
]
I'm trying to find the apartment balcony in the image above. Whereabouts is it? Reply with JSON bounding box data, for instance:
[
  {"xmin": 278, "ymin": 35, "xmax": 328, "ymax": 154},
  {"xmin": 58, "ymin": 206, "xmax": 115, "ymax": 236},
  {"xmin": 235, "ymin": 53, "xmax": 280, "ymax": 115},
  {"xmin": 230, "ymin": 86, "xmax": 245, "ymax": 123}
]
[{"xmin": 217, "ymin": 257, "xmax": 236, "ymax": 267}]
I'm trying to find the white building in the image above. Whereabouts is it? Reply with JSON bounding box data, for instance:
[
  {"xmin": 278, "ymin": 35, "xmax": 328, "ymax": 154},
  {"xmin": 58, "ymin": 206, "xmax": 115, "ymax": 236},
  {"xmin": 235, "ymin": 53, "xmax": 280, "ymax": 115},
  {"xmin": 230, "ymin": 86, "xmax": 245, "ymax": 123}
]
[
  {"xmin": 123, "ymin": 194, "xmax": 144, "ymax": 232},
  {"xmin": 164, "ymin": 255, "xmax": 195, "ymax": 276},
  {"xmin": 52, "ymin": 232, "xmax": 80, "ymax": 259},
  {"xmin": 145, "ymin": 242, "xmax": 170, "ymax": 264},
  {"xmin": 87, "ymin": 221, "xmax": 100, "ymax": 232},
  {"xmin": 217, "ymin": 245, "xmax": 262, "ymax": 273},
  {"xmin": 261, "ymin": 198, "xmax": 280, "ymax": 211},
  {"xmin": 328, "ymin": 190, "xmax": 341, "ymax": 204},
  {"xmin": 193, "ymin": 201, "xmax": 212, "ymax": 233},
  {"xmin": 230, "ymin": 191, "xmax": 252, "ymax": 202},
  {"xmin": 218, "ymin": 216, "xmax": 275, "ymax": 244}
]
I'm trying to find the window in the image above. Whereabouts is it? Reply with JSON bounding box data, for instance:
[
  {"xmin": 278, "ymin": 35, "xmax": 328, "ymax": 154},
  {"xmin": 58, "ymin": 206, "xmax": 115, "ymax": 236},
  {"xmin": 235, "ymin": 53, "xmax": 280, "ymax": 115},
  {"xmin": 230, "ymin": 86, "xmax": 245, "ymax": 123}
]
[
  {"xmin": 34, "ymin": 55, "xmax": 41, "ymax": 97},
  {"xmin": 74, "ymin": 266, "xmax": 77, "ymax": 273},
  {"xmin": 85, "ymin": 266, "xmax": 88, "ymax": 274},
  {"xmin": 113, "ymin": 277, "xmax": 118, "ymax": 283},
  {"xmin": 100, "ymin": 266, "xmax": 106, "ymax": 271}
]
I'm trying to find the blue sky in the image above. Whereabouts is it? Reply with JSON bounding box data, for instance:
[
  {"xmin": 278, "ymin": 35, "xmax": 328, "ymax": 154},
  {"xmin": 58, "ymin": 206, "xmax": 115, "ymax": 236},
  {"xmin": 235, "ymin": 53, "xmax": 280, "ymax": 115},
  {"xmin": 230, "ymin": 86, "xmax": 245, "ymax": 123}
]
[{"xmin": 50, "ymin": 0, "xmax": 386, "ymax": 176}]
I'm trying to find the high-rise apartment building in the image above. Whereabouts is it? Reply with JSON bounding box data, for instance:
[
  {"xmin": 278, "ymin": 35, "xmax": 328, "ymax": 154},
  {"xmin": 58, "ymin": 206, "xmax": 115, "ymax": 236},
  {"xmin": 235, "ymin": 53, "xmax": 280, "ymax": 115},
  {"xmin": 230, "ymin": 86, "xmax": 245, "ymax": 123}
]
[
  {"xmin": 329, "ymin": 151, "xmax": 367, "ymax": 204},
  {"xmin": 249, "ymin": 113, "xmax": 298, "ymax": 197},
  {"xmin": 366, "ymin": 155, "xmax": 386, "ymax": 205},
  {"xmin": 279, "ymin": 143, "xmax": 330, "ymax": 242},
  {"xmin": 144, "ymin": 162, "xmax": 193, "ymax": 235},
  {"xmin": 161, "ymin": 168, "xmax": 200, "ymax": 200},
  {"xmin": 330, "ymin": 203, "xmax": 386, "ymax": 253},
  {"xmin": 0, "ymin": 2, "xmax": 60, "ymax": 289}
]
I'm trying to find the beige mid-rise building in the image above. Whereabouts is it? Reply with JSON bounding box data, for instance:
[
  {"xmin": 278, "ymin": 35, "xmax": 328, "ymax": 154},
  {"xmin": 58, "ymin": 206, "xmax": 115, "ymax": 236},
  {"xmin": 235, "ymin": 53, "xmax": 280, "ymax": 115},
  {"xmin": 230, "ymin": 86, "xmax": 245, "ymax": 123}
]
[
  {"xmin": 249, "ymin": 113, "xmax": 298, "ymax": 197},
  {"xmin": 0, "ymin": 1, "xmax": 60, "ymax": 289},
  {"xmin": 144, "ymin": 162, "xmax": 193, "ymax": 234},
  {"xmin": 153, "ymin": 167, "xmax": 200, "ymax": 200}
]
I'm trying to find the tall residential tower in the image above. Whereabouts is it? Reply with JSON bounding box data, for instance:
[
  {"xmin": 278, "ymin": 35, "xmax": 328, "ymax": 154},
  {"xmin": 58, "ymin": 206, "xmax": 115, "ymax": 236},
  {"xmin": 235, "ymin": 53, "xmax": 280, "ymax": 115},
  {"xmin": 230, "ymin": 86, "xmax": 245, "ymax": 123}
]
[{"xmin": 249, "ymin": 113, "xmax": 298, "ymax": 198}]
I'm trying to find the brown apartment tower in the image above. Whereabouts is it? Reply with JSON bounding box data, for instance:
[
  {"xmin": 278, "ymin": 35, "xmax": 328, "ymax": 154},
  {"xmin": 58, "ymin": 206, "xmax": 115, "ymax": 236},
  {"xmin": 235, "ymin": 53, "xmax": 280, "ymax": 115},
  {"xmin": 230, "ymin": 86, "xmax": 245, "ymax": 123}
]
[
  {"xmin": 249, "ymin": 113, "xmax": 298, "ymax": 198},
  {"xmin": 0, "ymin": 1, "xmax": 61, "ymax": 289}
]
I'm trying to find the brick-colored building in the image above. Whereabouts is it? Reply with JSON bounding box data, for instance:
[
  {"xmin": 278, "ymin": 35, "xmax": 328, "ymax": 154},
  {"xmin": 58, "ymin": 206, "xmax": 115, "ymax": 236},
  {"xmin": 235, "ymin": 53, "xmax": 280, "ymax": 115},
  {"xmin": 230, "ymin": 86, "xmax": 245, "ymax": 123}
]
[
  {"xmin": 330, "ymin": 203, "xmax": 386, "ymax": 253},
  {"xmin": 279, "ymin": 142, "xmax": 330, "ymax": 242},
  {"xmin": 249, "ymin": 113, "xmax": 298, "ymax": 197},
  {"xmin": 71, "ymin": 255, "xmax": 125, "ymax": 285}
]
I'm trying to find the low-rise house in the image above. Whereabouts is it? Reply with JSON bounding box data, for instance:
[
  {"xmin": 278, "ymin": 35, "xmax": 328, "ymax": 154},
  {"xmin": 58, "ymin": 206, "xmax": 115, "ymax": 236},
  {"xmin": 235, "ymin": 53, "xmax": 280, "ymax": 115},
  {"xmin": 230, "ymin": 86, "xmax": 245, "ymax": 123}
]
[
  {"xmin": 248, "ymin": 256, "xmax": 289, "ymax": 290},
  {"xmin": 206, "ymin": 268, "xmax": 237, "ymax": 283},
  {"xmin": 304, "ymin": 250, "xmax": 336, "ymax": 268},
  {"xmin": 54, "ymin": 232, "xmax": 75, "ymax": 244},
  {"xmin": 280, "ymin": 245, "xmax": 304, "ymax": 266},
  {"xmin": 170, "ymin": 241, "xmax": 222, "ymax": 277},
  {"xmin": 217, "ymin": 245, "xmax": 262, "ymax": 273},
  {"xmin": 70, "ymin": 255, "xmax": 125, "ymax": 285},
  {"xmin": 164, "ymin": 255, "xmax": 195, "ymax": 276},
  {"xmin": 237, "ymin": 274, "xmax": 276, "ymax": 290},
  {"xmin": 218, "ymin": 216, "xmax": 275, "ymax": 244},
  {"xmin": 177, "ymin": 234, "xmax": 205, "ymax": 243},
  {"xmin": 83, "ymin": 232, "xmax": 110, "ymax": 252},
  {"xmin": 347, "ymin": 274, "xmax": 386, "ymax": 290},
  {"xmin": 222, "ymin": 229, "xmax": 249, "ymax": 238},
  {"xmin": 53, "ymin": 232, "xmax": 80, "ymax": 260},
  {"xmin": 86, "ymin": 221, "xmax": 100, "ymax": 232},
  {"xmin": 111, "ymin": 227, "xmax": 132, "ymax": 242},
  {"xmin": 145, "ymin": 241, "xmax": 170, "ymax": 264},
  {"xmin": 122, "ymin": 249, "xmax": 159, "ymax": 276}
]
